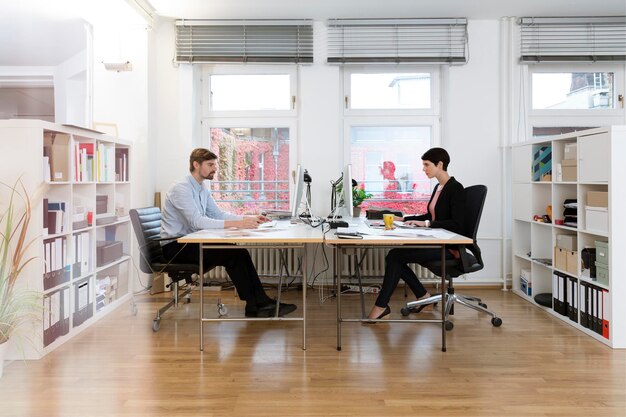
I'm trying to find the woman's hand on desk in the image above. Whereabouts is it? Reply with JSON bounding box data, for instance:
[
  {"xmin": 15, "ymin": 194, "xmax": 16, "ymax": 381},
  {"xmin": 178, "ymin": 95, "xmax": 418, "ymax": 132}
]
[{"xmin": 403, "ymin": 220, "xmax": 428, "ymax": 228}]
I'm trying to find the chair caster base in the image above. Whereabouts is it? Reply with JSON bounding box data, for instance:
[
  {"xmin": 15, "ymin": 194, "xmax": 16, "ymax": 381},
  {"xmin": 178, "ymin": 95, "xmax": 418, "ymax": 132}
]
[
  {"xmin": 445, "ymin": 321, "xmax": 454, "ymax": 331},
  {"xmin": 152, "ymin": 318, "xmax": 161, "ymax": 332},
  {"xmin": 491, "ymin": 317, "xmax": 502, "ymax": 327}
]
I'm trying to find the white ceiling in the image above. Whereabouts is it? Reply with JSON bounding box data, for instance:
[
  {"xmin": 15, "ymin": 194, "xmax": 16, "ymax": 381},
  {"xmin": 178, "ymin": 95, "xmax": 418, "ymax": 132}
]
[
  {"xmin": 0, "ymin": 1, "xmax": 86, "ymax": 66},
  {"xmin": 149, "ymin": 0, "xmax": 626, "ymax": 20},
  {"xmin": 1, "ymin": 0, "xmax": 624, "ymax": 67}
]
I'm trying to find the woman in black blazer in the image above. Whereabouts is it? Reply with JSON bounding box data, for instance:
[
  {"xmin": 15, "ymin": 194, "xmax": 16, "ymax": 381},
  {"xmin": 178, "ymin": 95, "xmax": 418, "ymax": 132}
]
[{"xmin": 368, "ymin": 147, "xmax": 465, "ymax": 320}]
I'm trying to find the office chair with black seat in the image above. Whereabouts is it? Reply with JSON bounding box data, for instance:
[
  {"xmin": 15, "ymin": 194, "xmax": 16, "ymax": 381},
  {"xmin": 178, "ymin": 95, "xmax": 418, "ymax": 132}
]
[
  {"xmin": 130, "ymin": 207, "xmax": 212, "ymax": 332},
  {"xmin": 400, "ymin": 185, "xmax": 502, "ymax": 330}
]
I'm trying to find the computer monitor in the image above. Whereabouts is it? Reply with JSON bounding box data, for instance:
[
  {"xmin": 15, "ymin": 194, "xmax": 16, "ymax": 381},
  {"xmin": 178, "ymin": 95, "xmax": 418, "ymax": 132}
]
[
  {"xmin": 342, "ymin": 164, "xmax": 354, "ymax": 218},
  {"xmin": 290, "ymin": 164, "xmax": 305, "ymax": 219}
]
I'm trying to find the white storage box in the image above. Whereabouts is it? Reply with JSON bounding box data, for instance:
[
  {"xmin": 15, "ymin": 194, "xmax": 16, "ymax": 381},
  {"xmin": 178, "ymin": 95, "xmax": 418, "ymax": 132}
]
[{"xmin": 585, "ymin": 206, "xmax": 608, "ymax": 234}]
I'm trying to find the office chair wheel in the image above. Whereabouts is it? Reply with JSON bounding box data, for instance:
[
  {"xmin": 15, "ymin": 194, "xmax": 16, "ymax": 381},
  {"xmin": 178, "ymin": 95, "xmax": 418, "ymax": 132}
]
[
  {"xmin": 185, "ymin": 295, "xmax": 191, "ymax": 304},
  {"xmin": 491, "ymin": 317, "xmax": 502, "ymax": 327},
  {"xmin": 400, "ymin": 307, "xmax": 411, "ymax": 316},
  {"xmin": 152, "ymin": 318, "xmax": 161, "ymax": 332},
  {"xmin": 445, "ymin": 321, "xmax": 454, "ymax": 331},
  {"xmin": 479, "ymin": 302, "xmax": 488, "ymax": 308},
  {"xmin": 217, "ymin": 298, "xmax": 228, "ymax": 316}
]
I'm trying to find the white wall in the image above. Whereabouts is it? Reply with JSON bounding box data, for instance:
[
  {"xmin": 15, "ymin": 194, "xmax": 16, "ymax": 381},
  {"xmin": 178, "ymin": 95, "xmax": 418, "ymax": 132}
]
[
  {"xmin": 443, "ymin": 20, "xmax": 505, "ymax": 282},
  {"xmin": 148, "ymin": 19, "xmax": 509, "ymax": 284},
  {"xmin": 91, "ymin": 23, "xmax": 151, "ymax": 207},
  {"xmin": 54, "ymin": 49, "xmax": 88, "ymax": 126}
]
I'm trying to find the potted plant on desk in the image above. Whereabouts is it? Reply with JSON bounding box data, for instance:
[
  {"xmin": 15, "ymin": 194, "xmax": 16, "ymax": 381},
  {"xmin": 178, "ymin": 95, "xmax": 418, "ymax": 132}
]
[
  {"xmin": 352, "ymin": 183, "xmax": 373, "ymax": 217},
  {"xmin": 0, "ymin": 179, "xmax": 41, "ymax": 378}
]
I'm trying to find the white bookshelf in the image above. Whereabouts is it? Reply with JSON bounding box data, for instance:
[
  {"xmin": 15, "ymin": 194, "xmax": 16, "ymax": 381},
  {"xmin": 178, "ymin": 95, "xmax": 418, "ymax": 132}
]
[
  {"xmin": 0, "ymin": 120, "xmax": 133, "ymax": 359},
  {"xmin": 511, "ymin": 126, "xmax": 626, "ymax": 348}
]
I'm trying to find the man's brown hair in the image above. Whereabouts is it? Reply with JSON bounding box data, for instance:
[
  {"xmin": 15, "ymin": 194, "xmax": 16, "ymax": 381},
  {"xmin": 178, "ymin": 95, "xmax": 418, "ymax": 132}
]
[{"xmin": 189, "ymin": 148, "xmax": 217, "ymax": 173}]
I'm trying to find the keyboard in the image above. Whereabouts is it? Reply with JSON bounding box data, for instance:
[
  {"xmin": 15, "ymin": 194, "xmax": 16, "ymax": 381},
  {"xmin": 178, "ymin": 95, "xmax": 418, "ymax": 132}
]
[{"xmin": 258, "ymin": 220, "xmax": 277, "ymax": 229}]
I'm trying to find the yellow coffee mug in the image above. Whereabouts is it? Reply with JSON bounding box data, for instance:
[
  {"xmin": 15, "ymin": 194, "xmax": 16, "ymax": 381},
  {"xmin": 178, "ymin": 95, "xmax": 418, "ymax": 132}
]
[{"xmin": 383, "ymin": 213, "xmax": 395, "ymax": 229}]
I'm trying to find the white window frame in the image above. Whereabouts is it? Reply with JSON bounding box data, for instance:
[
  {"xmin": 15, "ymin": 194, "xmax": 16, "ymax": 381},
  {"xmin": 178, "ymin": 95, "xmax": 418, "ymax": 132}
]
[
  {"xmin": 202, "ymin": 64, "xmax": 299, "ymax": 118},
  {"xmin": 524, "ymin": 62, "xmax": 626, "ymax": 132},
  {"xmin": 342, "ymin": 65, "xmax": 441, "ymax": 118}
]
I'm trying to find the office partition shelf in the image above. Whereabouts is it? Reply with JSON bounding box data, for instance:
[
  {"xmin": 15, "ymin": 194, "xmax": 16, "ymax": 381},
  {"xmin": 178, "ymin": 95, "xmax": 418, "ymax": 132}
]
[
  {"xmin": 511, "ymin": 126, "xmax": 625, "ymax": 349},
  {"xmin": 96, "ymin": 255, "xmax": 131, "ymax": 272},
  {"xmin": 0, "ymin": 119, "xmax": 133, "ymax": 360}
]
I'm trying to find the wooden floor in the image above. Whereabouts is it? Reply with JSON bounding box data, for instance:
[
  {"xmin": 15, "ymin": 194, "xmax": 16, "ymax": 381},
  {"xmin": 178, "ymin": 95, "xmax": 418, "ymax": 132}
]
[{"xmin": 1, "ymin": 288, "xmax": 624, "ymax": 417}]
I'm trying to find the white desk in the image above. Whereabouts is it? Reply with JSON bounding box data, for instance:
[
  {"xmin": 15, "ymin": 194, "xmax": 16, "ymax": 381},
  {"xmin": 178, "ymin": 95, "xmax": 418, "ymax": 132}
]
[
  {"xmin": 178, "ymin": 221, "xmax": 322, "ymax": 351},
  {"xmin": 325, "ymin": 224, "xmax": 472, "ymax": 352}
]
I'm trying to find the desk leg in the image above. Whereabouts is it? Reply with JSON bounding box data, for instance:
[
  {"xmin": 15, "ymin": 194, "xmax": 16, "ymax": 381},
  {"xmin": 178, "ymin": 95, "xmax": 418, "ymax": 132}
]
[
  {"xmin": 441, "ymin": 245, "xmax": 446, "ymax": 353},
  {"xmin": 199, "ymin": 244, "xmax": 204, "ymax": 352},
  {"xmin": 302, "ymin": 246, "xmax": 307, "ymax": 351},
  {"xmin": 336, "ymin": 246, "xmax": 342, "ymax": 351}
]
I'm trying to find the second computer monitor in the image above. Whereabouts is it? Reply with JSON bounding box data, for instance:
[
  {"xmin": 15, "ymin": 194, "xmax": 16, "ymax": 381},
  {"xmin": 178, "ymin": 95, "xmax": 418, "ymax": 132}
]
[
  {"xmin": 290, "ymin": 164, "xmax": 305, "ymax": 219},
  {"xmin": 342, "ymin": 164, "xmax": 354, "ymax": 218}
]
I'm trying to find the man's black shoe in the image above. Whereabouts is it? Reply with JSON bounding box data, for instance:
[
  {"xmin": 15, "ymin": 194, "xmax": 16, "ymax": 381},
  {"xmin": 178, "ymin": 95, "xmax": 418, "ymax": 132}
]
[{"xmin": 245, "ymin": 301, "xmax": 297, "ymax": 317}]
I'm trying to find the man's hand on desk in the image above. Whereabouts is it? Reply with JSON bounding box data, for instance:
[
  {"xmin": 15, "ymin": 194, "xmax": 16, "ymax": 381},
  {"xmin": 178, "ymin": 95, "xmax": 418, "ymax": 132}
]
[{"xmin": 225, "ymin": 214, "xmax": 271, "ymax": 229}]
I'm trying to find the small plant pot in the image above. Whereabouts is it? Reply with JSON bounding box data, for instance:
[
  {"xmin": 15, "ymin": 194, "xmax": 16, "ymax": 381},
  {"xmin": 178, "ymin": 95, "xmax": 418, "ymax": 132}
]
[{"xmin": 352, "ymin": 206, "xmax": 362, "ymax": 217}]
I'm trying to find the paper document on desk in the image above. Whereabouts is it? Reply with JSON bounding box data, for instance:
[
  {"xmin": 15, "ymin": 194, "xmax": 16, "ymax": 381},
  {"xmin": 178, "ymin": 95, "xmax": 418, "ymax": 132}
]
[
  {"xmin": 337, "ymin": 226, "xmax": 382, "ymax": 236},
  {"xmin": 382, "ymin": 228, "xmax": 457, "ymax": 239}
]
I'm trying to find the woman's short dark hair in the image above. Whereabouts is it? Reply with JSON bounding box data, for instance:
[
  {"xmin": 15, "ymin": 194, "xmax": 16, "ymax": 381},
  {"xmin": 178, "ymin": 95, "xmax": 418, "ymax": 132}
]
[
  {"xmin": 421, "ymin": 147, "xmax": 450, "ymax": 171},
  {"xmin": 189, "ymin": 148, "xmax": 217, "ymax": 172}
]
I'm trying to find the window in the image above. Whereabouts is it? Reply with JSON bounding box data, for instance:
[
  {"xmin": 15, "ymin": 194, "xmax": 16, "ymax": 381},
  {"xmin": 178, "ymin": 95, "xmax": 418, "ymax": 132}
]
[
  {"xmin": 202, "ymin": 65, "xmax": 297, "ymax": 213},
  {"xmin": 345, "ymin": 68, "xmax": 437, "ymax": 113},
  {"xmin": 532, "ymin": 71, "xmax": 615, "ymax": 110},
  {"xmin": 209, "ymin": 74, "xmax": 291, "ymax": 111},
  {"xmin": 344, "ymin": 66, "xmax": 440, "ymax": 215},
  {"xmin": 350, "ymin": 126, "xmax": 432, "ymax": 215},
  {"xmin": 208, "ymin": 127, "xmax": 290, "ymax": 215},
  {"xmin": 525, "ymin": 63, "xmax": 625, "ymax": 138},
  {"xmin": 349, "ymin": 73, "xmax": 431, "ymax": 109}
]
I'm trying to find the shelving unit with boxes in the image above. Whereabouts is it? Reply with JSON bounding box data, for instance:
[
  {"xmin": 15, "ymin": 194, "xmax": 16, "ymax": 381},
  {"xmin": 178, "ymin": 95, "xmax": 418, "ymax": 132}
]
[
  {"xmin": 0, "ymin": 120, "xmax": 133, "ymax": 359},
  {"xmin": 511, "ymin": 126, "xmax": 625, "ymax": 348}
]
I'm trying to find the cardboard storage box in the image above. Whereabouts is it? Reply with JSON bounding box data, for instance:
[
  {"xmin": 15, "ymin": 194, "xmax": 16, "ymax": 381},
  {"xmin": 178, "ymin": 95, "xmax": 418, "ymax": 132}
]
[
  {"xmin": 587, "ymin": 191, "xmax": 608, "ymax": 208},
  {"xmin": 554, "ymin": 246, "xmax": 567, "ymax": 271},
  {"xmin": 564, "ymin": 143, "xmax": 577, "ymax": 160},
  {"xmin": 595, "ymin": 262, "xmax": 609, "ymax": 286},
  {"xmin": 556, "ymin": 234, "xmax": 577, "ymax": 251},
  {"xmin": 96, "ymin": 241, "xmax": 123, "ymax": 267},
  {"xmin": 561, "ymin": 159, "xmax": 577, "ymax": 182},
  {"xmin": 585, "ymin": 206, "xmax": 608, "ymax": 234},
  {"xmin": 96, "ymin": 195, "xmax": 108, "ymax": 214},
  {"xmin": 595, "ymin": 240, "xmax": 609, "ymax": 265},
  {"xmin": 565, "ymin": 250, "xmax": 578, "ymax": 276}
]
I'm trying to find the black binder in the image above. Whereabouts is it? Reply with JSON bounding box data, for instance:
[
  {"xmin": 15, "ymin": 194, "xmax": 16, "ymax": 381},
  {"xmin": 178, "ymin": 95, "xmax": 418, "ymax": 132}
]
[
  {"xmin": 568, "ymin": 277, "xmax": 578, "ymax": 322},
  {"xmin": 580, "ymin": 282, "xmax": 589, "ymax": 329}
]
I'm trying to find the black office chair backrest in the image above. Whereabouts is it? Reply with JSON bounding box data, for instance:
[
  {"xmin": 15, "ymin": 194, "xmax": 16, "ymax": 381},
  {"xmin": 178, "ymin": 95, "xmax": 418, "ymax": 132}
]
[
  {"xmin": 461, "ymin": 185, "xmax": 488, "ymax": 265},
  {"xmin": 129, "ymin": 207, "xmax": 166, "ymax": 274}
]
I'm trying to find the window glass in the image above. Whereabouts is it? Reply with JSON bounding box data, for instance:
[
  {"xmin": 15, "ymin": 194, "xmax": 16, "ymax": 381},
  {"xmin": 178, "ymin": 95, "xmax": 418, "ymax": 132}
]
[
  {"xmin": 210, "ymin": 74, "xmax": 291, "ymax": 111},
  {"xmin": 209, "ymin": 127, "xmax": 290, "ymax": 214},
  {"xmin": 350, "ymin": 73, "xmax": 431, "ymax": 109},
  {"xmin": 350, "ymin": 126, "xmax": 431, "ymax": 215},
  {"xmin": 532, "ymin": 72, "xmax": 614, "ymax": 109}
]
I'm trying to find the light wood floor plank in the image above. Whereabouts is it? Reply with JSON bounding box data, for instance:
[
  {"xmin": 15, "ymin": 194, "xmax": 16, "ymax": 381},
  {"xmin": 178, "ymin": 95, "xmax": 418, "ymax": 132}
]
[{"xmin": 0, "ymin": 288, "xmax": 624, "ymax": 417}]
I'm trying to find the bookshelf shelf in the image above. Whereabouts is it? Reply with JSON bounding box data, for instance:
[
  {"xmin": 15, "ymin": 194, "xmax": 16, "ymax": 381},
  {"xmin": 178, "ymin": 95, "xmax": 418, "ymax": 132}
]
[
  {"xmin": 0, "ymin": 119, "xmax": 133, "ymax": 360},
  {"xmin": 511, "ymin": 126, "xmax": 626, "ymax": 349}
]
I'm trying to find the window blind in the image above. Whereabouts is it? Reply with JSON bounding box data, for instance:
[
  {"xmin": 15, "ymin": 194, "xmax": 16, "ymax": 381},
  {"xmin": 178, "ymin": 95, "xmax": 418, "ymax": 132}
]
[
  {"xmin": 520, "ymin": 16, "xmax": 626, "ymax": 63},
  {"xmin": 175, "ymin": 20, "xmax": 313, "ymax": 64},
  {"xmin": 327, "ymin": 18, "xmax": 468, "ymax": 64}
]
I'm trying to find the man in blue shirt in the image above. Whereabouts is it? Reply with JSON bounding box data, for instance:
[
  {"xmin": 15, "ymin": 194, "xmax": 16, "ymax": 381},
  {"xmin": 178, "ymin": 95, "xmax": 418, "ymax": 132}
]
[{"xmin": 161, "ymin": 148, "xmax": 297, "ymax": 317}]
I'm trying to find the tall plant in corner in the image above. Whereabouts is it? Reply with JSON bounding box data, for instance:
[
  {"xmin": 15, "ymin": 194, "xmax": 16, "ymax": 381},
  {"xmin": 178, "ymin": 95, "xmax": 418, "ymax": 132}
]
[{"xmin": 0, "ymin": 179, "xmax": 40, "ymax": 365}]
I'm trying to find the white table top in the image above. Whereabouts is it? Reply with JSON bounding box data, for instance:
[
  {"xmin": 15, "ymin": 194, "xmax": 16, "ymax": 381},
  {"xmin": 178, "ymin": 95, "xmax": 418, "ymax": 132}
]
[{"xmin": 178, "ymin": 220, "xmax": 323, "ymax": 244}]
